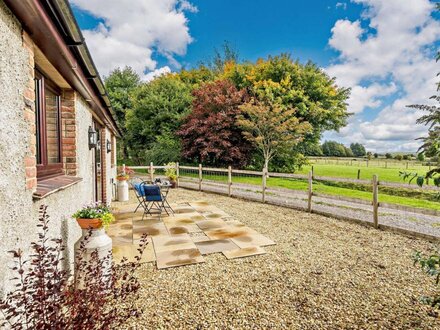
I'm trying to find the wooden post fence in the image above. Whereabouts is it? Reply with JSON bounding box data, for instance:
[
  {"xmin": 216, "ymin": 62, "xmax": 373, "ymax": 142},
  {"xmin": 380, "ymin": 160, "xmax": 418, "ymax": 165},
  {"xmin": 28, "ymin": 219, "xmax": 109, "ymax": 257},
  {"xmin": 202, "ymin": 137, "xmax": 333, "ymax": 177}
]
[
  {"xmin": 262, "ymin": 167, "xmax": 267, "ymax": 203},
  {"xmin": 176, "ymin": 162, "xmax": 180, "ymax": 188},
  {"xmin": 198, "ymin": 164, "xmax": 202, "ymax": 191},
  {"xmin": 228, "ymin": 166, "xmax": 232, "ymax": 197},
  {"xmin": 308, "ymin": 171, "xmax": 313, "ymax": 212},
  {"xmin": 149, "ymin": 162, "xmax": 154, "ymax": 182},
  {"xmin": 357, "ymin": 169, "xmax": 361, "ymax": 180},
  {"xmin": 372, "ymin": 174, "xmax": 379, "ymax": 228}
]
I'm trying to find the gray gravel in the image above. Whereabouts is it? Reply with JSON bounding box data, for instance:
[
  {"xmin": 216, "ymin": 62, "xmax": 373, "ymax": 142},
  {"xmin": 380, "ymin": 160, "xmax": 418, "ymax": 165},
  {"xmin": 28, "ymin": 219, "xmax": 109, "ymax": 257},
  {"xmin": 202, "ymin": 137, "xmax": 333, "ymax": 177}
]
[
  {"xmin": 125, "ymin": 188, "xmax": 440, "ymax": 329},
  {"xmin": 179, "ymin": 178, "xmax": 440, "ymax": 239}
]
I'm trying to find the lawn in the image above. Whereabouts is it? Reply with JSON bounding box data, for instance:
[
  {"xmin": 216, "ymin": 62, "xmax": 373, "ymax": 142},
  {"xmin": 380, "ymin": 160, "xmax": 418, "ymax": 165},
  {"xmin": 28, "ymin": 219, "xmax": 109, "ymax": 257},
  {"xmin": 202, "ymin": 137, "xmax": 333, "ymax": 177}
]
[
  {"xmin": 297, "ymin": 163, "xmax": 431, "ymax": 183},
  {"xmin": 128, "ymin": 189, "xmax": 440, "ymax": 329},
  {"xmin": 175, "ymin": 171, "xmax": 440, "ymax": 211}
]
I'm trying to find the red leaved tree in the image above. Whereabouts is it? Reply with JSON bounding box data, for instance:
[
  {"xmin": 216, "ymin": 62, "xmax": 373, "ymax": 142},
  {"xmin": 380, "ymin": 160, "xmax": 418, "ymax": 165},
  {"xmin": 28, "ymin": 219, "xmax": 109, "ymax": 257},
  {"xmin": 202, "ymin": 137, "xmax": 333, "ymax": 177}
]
[{"xmin": 178, "ymin": 80, "xmax": 253, "ymax": 167}]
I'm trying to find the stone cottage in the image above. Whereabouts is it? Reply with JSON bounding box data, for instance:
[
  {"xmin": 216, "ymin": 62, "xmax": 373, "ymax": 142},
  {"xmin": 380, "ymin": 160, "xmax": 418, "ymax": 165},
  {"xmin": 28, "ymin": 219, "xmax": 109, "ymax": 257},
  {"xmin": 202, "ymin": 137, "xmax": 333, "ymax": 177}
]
[{"xmin": 0, "ymin": 0, "xmax": 120, "ymax": 294}]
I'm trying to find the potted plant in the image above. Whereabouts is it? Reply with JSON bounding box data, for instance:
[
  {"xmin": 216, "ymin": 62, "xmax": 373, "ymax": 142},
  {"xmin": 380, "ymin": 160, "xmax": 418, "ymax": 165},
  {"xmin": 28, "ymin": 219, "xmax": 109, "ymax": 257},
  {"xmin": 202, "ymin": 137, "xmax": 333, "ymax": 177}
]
[
  {"xmin": 165, "ymin": 162, "xmax": 178, "ymax": 188},
  {"xmin": 116, "ymin": 165, "xmax": 133, "ymax": 201},
  {"xmin": 72, "ymin": 202, "xmax": 115, "ymax": 230}
]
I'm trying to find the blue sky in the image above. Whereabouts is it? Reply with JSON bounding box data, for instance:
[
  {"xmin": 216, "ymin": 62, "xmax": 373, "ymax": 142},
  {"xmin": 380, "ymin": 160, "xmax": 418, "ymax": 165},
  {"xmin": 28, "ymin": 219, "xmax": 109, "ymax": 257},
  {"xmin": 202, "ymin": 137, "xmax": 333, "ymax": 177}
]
[
  {"xmin": 71, "ymin": 0, "xmax": 440, "ymax": 152},
  {"xmin": 73, "ymin": 0, "xmax": 362, "ymax": 69}
]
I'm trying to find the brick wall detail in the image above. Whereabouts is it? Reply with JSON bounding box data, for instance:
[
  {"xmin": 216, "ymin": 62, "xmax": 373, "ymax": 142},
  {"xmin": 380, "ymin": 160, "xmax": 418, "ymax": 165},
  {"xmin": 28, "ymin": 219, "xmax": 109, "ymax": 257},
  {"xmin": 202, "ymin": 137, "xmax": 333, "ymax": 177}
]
[{"xmin": 22, "ymin": 31, "xmax": 37, "ymax": 191}]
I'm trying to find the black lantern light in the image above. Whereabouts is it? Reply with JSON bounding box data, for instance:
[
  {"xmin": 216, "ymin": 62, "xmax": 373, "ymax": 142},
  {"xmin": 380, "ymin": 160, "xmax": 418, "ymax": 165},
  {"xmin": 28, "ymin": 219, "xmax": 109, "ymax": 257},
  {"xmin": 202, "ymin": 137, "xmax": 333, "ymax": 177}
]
[
  {"xmin": 106, "ymin": 139, "xmax": 112, "ymax": 153},
  {"xmin": 88, "ymin": 126, "xmax": 97, "ymax": 150}
]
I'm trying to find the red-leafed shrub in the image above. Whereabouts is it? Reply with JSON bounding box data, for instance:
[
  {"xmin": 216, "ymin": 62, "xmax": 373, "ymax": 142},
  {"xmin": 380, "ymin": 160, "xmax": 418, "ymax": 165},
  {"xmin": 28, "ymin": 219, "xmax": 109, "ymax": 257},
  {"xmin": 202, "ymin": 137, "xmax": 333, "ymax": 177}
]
[
  {"xmin": 0, "ymin": 205, "xmax": 147, "ymax": 330},
  {"xmin": 178, "ymin": 79, "xmax": 253, "ymax": 167}
]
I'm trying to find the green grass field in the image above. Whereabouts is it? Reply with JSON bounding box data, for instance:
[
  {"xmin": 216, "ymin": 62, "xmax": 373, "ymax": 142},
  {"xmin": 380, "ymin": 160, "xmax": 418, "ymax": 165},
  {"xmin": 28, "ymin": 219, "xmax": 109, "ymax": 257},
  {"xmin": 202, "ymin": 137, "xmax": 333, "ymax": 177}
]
[
  {"xmin": 297, "ymin": 163, "xmax": 431, "ymax": 183},
  {"xmin": 173, "ymin": 169, "xmax": 440, "ymax": 211}
]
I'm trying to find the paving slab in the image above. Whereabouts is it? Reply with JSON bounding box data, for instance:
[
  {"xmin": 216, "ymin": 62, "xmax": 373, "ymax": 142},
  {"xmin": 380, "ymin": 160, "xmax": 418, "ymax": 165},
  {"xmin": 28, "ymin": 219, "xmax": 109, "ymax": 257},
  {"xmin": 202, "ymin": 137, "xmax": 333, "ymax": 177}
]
[
  {"xmin": 155, "ymin": 248, "xmax": 204, "ymax": 269},
  {"xmin": 223, "ymin": 246, "xmax": 266, "ymax": 259},
  {"xmin": 112, "ymin": 241, "xmax": 155, "ymax": 264},
  {"xmin": 231, "ymin": 234, "xmax": 276, "ymax": 249},
  {"xmin": 196, "ymin": 219, "xmax": 228, "ymax": 231},
  {"xmin": 152, "ymin": 234, "xmax": 196, "ymax": 253},
  {"xmin": 195, "ymin": 239, "xmax": 238, "ymax": 255},
  {"xmin": 133, "ymin": 222, "xmax": 168, "ymax": 239}
]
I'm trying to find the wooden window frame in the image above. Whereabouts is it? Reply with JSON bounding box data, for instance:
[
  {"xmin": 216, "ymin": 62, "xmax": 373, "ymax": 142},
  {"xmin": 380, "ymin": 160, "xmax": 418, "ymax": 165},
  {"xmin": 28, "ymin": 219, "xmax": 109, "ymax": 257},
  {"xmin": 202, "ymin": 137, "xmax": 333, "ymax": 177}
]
[{"xmin": 35, "ymin": 69, "xmax": 63, "ymax": 179}]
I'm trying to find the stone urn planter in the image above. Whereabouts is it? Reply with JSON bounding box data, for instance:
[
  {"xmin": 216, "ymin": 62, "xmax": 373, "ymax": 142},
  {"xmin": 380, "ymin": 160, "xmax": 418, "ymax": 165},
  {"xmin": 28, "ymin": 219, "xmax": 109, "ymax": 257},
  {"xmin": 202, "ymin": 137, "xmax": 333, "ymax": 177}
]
[
  {"xmin": 74, "ymin": 227, "xmax": 112, "ymax": 289},
  {"xmin": 72, "ymin": 204, "xmax": 115, "ymax": 289}
]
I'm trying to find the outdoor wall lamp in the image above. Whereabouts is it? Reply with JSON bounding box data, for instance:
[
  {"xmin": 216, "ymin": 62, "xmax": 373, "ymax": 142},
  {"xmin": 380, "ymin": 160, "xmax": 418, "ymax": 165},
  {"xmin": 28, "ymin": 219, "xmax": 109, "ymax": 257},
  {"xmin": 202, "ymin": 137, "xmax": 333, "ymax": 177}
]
[
  {"xmin": 106, "ymin": 139, "xmax": 112, "ymax": 153},
  {"xmin": 88, "ymin": 126, "xmax": 97, "ymax": 150}
]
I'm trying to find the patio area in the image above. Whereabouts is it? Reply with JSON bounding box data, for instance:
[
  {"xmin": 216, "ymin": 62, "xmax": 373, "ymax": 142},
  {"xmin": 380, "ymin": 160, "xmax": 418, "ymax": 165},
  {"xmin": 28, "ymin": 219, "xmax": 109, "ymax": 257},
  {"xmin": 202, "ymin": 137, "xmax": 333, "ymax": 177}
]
[
  {"xmin": 110, "ymin": 193, "xmax": 275, "ymax": 269},
  {"xmin": 112, "ymin": 188, "xmax": 440, "ymax": 329}
]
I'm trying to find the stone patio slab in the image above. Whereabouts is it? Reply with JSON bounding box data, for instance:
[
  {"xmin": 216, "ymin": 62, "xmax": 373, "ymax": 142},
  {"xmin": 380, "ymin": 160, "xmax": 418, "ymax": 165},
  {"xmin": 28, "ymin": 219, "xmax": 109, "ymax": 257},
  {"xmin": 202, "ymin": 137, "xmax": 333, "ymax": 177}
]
[
  {"xmin": 204, "ymin": 226, "xmax": 256, "ymax": 240},
  {"xmin": 155, "ymin": 248, "xmax": 204, "ymax": 269},
  {"xmin": 112, "ymin": 241, "xmax": 155, "ymax": 264},
  {"xmin": 196, "ymin": 219, "xmax": 228, "ymax": 231},
  {"xmin": 195, "ymin": 239, "xmax": 238, "ymax": 255},
  {"xmin": 231, "ymin": 234, "xmax": 276, "ymax": 248},
  {"xmin": 109, "ymin": 232, "xmax": 133, "ymax": 246},
  {"xmin": 152, "ymin": 234, "xmax": 196, "ymax": 253},
  {"xmin": 133, "ymin": 222, "xmax": 168, "ymax": 239},
  {"xmin": 223, "ymin": 246, "xmax": 266, "ymax": 259}
]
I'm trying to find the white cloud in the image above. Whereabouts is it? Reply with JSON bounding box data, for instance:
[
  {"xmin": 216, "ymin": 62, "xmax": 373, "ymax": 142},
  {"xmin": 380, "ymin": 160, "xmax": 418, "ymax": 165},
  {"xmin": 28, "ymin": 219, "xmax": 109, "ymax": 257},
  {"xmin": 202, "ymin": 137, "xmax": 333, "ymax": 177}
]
[
  {"xmin": 336, "ymin": 2, "xmax": 348, "ymax": 10},
  {"xmin": 71, "ymin": 0, "xmax": 196, "ymax": 80},
  {"xmin": 326, "ymin": 0, "xmax": 440, "ymax": 152},
  {"xmin": 143, "ymin": 66, "xmax": 172, "ymax": 82},
  {"xmin": 348, "ymin": 83, "xmax": 397, "ymax": 114}
]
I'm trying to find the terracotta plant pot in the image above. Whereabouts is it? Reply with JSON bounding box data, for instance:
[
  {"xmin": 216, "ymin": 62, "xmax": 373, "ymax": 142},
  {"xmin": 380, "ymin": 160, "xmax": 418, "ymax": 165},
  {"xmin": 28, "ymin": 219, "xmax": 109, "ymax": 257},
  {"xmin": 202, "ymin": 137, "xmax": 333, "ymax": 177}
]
[{"xmin": 76, "ymin": 218, "xmax": 102, "ymax": 229}]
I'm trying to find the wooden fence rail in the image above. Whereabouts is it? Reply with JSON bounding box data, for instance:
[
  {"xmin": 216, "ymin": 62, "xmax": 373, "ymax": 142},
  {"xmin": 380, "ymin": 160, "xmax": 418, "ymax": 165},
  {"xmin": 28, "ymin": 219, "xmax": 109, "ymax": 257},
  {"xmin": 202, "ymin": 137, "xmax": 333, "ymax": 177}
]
[{"xmin": 130, "ymin": 162, "xmax": 439, "ymax": 229}]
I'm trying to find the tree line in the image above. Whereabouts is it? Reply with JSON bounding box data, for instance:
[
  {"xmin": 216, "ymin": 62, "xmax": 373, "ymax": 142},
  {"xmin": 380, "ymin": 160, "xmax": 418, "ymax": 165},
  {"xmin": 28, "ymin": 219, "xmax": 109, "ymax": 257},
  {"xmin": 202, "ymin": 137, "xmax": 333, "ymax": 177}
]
[{"xmin": 105, "ymin": 46, "xmax": 351, "ymax": 171}]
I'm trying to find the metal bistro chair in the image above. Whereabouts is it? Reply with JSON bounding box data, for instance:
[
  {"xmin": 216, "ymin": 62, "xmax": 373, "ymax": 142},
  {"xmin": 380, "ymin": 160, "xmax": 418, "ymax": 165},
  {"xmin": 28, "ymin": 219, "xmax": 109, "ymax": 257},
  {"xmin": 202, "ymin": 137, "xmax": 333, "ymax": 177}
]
[
  {"xmin": 129, "ymin": 178, "xmax": 172, "ymax": 220},
  {"xmin": 142, "ymin": 184, "xmax": 166, "ymax": 220},
  {"xmin": 129, "ymin": 177, "xmax": 146, "ymax": 213}
]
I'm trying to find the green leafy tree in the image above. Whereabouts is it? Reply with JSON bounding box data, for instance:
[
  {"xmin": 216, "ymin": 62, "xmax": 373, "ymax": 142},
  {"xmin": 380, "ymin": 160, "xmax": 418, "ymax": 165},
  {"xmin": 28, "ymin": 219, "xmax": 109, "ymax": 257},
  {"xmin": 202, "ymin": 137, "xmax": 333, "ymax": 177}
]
[
  {"xmin": 407, "ymin": 29, "xmax": 440, "ymax": 186},
  {"xmin": 374, "ymin": 153, "xmax": 379, "ymax": 158},
  {"xmin": 417, "ymin": 153, "xmax": 425, "ymax": 161},
  {"xmin": 126, "ymin": 75, "xmax": 192, "ymax": 164},
  {"xmin": 350, "ymin": 143, "xmax": 366, "ymax": 157},
  {"xmin": 104, "ymin": 67, "xmax": 141, "ymax": 159},
  {"xmin": 385, "ymin": 153, "xmax": 393, "ymax": 159},
  {"xmin": 322, "ymin": 141, "xmax": 346, "ymax": 157},
  {"xmin": 211, "ymin": 41, "xmax": 240, "ymax": 73},
  {"xmin": 237, "ymin": 99, "xmax": 312, "ymax": 170},
  {"xmin": 344, "ymin": 147, "xmax": 354, "ymax": 157},
  {"xmin": 394, "ymin": 154, "xmax": 403, "ymax": 161},
  {"xmin": 413, "ymin": 250, "xmax": 440, "ymax": 308},
  {"xmin": 302, "ymin": 143, "xmax": 324, "ymax": 156},
  {"xmin": 222, "ymin": 54, "xmax": 351, "ymax": 148}
]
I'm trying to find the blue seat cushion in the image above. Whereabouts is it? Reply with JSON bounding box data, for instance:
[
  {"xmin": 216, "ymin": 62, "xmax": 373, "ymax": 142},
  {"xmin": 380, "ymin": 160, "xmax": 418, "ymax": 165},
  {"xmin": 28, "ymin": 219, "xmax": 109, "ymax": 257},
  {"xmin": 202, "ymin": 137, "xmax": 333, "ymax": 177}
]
[
  {"xmin": 143, "ymin": 185, "xmax": 162, "ymax": 201},
  {"xmin": 134, "ymin": 183, "xmax": 145, "ymax": 196}
]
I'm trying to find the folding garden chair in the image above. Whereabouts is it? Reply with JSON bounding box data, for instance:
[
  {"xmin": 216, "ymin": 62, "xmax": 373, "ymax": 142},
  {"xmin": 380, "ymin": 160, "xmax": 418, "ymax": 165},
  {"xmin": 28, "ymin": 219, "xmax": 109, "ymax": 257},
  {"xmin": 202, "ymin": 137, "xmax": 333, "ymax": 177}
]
[
  {"xmin": 141, "ymin": 184, "xmax": 167, "ymax": 220},
  {"xmin": 129, "ymin": 177, "xmax": 145, "ymax": 213}
]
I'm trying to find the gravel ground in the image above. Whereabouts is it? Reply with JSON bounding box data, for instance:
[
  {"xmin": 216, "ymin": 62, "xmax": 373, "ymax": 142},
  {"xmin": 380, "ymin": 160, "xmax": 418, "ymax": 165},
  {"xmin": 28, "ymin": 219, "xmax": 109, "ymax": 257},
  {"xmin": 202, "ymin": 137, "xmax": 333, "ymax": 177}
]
[
  {"xmin": 179, "ymin": 178, "xmax": 440, "ymax": 239},
  {"xmin": 126, "ymin": 188, "xmax": 440, "ymax": 329}
]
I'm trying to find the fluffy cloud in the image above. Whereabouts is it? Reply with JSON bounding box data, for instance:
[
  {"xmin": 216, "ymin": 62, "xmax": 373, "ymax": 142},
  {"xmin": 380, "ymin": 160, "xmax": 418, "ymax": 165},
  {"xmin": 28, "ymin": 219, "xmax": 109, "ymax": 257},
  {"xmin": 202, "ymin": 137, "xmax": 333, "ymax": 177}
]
[
  {"xmin": 143, "ymin": 66, "xmax": 172, "ymax": 82},
  {"xmin": 71, "ymin": 0, "xmax": 196, "ymax": 79},
  {"xmin": 326, "ymin": 0, "xmax": 440, "ymax": 152}
]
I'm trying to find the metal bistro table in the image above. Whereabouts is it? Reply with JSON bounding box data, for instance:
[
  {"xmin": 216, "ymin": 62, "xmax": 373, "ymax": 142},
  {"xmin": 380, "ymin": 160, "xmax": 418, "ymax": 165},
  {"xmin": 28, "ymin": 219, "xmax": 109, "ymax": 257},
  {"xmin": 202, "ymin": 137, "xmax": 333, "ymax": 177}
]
[{"xmin": 155, "ymin": 181, "xmax": 174, "ymax": 216}]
